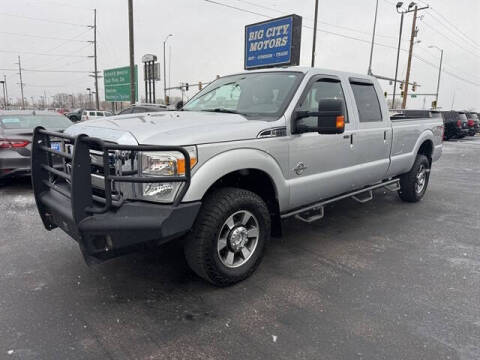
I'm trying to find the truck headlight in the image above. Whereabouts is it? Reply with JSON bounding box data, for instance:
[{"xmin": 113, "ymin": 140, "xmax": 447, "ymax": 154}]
[{"xmin": 140, "ymin": 146, "xmax": 197, "ymax": 203}]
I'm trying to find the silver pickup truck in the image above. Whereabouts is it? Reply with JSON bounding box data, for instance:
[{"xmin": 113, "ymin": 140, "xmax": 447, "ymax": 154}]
[{"xmin": 32, "ymin": 67, "xmax": 443, "ymax": 286}]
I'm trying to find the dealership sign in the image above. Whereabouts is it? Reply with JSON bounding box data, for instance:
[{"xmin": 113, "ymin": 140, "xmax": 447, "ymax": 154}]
[{"xmin": 244, "ymin": 14, "xmax": 302, "ymax": 70}]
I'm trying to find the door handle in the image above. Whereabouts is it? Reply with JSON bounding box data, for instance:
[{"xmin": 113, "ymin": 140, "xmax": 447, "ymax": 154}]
[{"xmin": 343, "ymin": 134, "xmax": 350, "ymax": 139}]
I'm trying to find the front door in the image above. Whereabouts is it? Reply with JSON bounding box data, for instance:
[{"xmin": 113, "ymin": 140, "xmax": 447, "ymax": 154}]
[{"xmin": 288, "ymin": 76, "xmax": 356, "ymax": 209}]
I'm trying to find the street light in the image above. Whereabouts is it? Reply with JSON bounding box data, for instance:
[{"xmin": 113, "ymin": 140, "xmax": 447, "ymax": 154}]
[
  {"xmin": 428, "ymin": 45, "xmax": 444, "ymax": 109},
  {"xmin": 392, "ymin": 1, "xmax": 416, "ymax": 109},
  {"xmin": 163, "ymin": 34, "xmax": 173, "ymax": 105}
]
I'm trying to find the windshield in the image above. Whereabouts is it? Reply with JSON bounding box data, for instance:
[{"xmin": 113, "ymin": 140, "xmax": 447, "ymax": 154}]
[
  {"xmin": 0, "ymin": 114, "xmax": 73, "ymax": 129},
  {"xmin": 183, "ymin": 71, "xmax": 303, "ymax": 119}
]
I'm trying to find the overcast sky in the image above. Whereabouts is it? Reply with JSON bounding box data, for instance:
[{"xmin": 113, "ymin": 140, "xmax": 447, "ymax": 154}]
[{"xmin": 1, "ymin": 0, "xmax": 479, "ymax": 110}]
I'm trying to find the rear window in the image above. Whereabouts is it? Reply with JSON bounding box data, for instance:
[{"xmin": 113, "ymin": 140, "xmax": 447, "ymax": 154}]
[
  {"xmin": 0, "ymin": 115, "xmax": 72, "ymax": 129},
  {"xmin": 350, "ymin": 82, "xmax": 383, "ymax": 122},
  {"xmin": 96, "ymin": 112, "xmax": 104, "ymax": 117}
]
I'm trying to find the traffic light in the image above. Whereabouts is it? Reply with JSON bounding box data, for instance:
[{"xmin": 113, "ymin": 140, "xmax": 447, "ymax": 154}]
[
  {"xmin": 185, "ymin": 83, "xmax": 189, "ymax": 91},
  {"xmin": 399, "ymin": 82, "xmax": 404, "ymax": 90},
  {"xmin": 401, "ymin": 91, "xmax": 404, "ymax": 97},
  {"xmin": 412, "ymin": 82, "xmax": 417, "ymax": 92},
  {"xmin": 431, "ymin": 100, "xmax": 437, "ymax": 109},
  {"xmin": 198, "ymin": 81, "xmax": 202, "ymax": 90},
  {"xmin": 384, "ymin": 91, "xmax": 388, "ymax": 98}
]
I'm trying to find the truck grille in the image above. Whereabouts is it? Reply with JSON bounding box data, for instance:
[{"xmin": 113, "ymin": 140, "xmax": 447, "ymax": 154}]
[{"xmin": 32, "ymin": 127, "xmax": 191, "ymax": 215}]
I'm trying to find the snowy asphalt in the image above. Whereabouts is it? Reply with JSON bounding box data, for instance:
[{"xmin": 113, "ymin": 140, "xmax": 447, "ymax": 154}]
[{"xmin": 0, "ymin": 137, "xmax": 479, "ymax": 359}]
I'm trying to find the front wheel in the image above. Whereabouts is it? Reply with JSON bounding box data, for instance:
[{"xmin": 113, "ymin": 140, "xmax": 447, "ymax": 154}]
[
  {"xmin": 398, "ymin": 154, "xmax": 430, "ymax": 203},
  {"xmin": 184, "ymin": 187, "xmax": 271, "ymax": 286}
]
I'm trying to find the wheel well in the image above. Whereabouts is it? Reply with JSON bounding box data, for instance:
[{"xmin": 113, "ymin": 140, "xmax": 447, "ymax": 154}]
[
  {"xmin": 418, "ymin": 140, "xmax": 433, "ymax": 162},
  {"xmin": 204, "ymin": 169, "xmax": 282, "ymax": 237}
]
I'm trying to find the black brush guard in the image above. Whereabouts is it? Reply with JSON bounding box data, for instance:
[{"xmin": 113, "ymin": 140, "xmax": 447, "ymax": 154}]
[{"xmin": 31, "ymin": 127, "xmax": 201, "ymax": 264}]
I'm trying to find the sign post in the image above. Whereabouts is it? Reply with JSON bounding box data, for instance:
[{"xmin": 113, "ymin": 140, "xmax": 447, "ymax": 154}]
[
  {"xmin": 244, "ymin": 14, "xmax": 302, "ymax": 70},
  {"xmin": 104, "ymin": 66, "xmax": 138, "ymax": 103}
]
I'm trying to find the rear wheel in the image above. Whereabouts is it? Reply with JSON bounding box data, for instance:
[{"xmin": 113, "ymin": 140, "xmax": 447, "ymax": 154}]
[
  {"xmin": 184, "ymin": 187, "xmax": 270, "ymax": 286},
  {"xmin": 398, "ymin": 154, "xmax": 430, "ymax": 203}
]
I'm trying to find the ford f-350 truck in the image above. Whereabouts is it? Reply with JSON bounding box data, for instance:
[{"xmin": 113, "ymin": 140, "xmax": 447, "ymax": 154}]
[{"xmin": 31, "ymin": 67, "xmax": 443, "ymax": 286}]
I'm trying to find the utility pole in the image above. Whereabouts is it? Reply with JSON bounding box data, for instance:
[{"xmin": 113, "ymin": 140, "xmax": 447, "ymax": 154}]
[
  {"xmin": 128, "ymin": 0, "xmax": 136, "ymax": 105},
  {"xmin": 367, "ymin": 0, "xmax": 379, "ymax": 75},
  {"xmin": 392, "ymin": 11, "xmax": 404, "ymax": 110},
  {"xmin": 401, "ymin": 4, "xmax": 428, "ymax": 109},
  {"xmin": 93, "ymin": 9, "xmax": 99, "ymax": 110},
  {"xmin": 16, "ymin": 56, "xmax": 25, "ymax": 109},
  {"xmin": 311, "ymin": 0, "xmax": 319, "ymax": 67},
  {"xmin": 3, "ymin": 75, "xmax": 8, "ymax": 109}
]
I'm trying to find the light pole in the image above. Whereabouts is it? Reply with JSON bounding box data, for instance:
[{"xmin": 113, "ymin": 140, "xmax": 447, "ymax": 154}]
[
  {"xmin": 392, "ymin": 2, "xmax": 416, "ymax": 109},
  {"xmin": 163, "ymin": 34, "xmax": 173, "ymax": 105},
  {"xmin": 428, "ymin": 45, "xmax": 443, "ymax": 109},
  {"xmin": 311, "ymin": 0, "xmax": 319, "ymax": 67},
  {"xmin": 367, "ymin": 0, "xmax": 379, "ymax": 75}
]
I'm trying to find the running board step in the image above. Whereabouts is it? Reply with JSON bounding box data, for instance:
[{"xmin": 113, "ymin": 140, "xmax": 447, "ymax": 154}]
[{"xmin": 282, "ymin": 179, "xmax": 400, "ymax": 223}]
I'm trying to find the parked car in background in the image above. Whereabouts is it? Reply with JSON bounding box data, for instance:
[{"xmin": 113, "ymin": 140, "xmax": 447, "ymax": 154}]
[
  {"xmin": 456, "ymin": 112, "xmax": 470, "ymax": 137},
  {"xmin": 463, "ymin": 111, "xmax": 476, "ymax": 136},
  {"xmin": 55, "ymin": 108, "xmax": 70, "ymax": 115},
  {"xmin": 81, "ymin": 110, "xmax": 112, "ymax": 121},
  {"xmin": 433, "ymin": 111, "xmax": 469, "ymax": 140},
  {"xmin": 117, "ymin": 103, "xmax": 168, "ymax": 115},
  {"xmin": 0, "ymin": 110, "xmax": 72, "ymax": 180},
  {"xmin": 66, "ymin": 108, "xmax": 92, "ymax": 122},
  {"xmin": 464, "ymin": 112, "xmax": 479, "ymax": 135}
]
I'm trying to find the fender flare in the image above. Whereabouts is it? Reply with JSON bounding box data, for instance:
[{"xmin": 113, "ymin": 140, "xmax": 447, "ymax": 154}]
[
  {"xmin": 182, "ymin": 148, "xmax": 289, "ymax": 210},
  {"xmin": 409, "ymin": 130, "xmax": 434, "ymax": 169}
]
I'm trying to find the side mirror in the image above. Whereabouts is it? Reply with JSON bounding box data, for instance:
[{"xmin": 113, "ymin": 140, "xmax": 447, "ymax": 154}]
[
  {"xmin": 175, "ymin": 100, "xmax": 184, "ymax": 110},
  {"xmin": 293, "ymin": 98, "xmax": 345, "ymax": 135}
]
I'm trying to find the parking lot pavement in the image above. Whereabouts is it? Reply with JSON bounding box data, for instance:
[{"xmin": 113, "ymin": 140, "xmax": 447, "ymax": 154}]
[{"xmin": 0, "ymin": 138, "xmax": 479, "ymax": 360}]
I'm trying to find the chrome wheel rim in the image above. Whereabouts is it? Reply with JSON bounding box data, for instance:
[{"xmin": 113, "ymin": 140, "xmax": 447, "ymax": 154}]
[
  {"xmin": 415, "ymin": 164, "xmax": 427, "ymax": 194},
  {"xmin": 217, "ymin": 210, "xmax": 259, "ymax": 268}
]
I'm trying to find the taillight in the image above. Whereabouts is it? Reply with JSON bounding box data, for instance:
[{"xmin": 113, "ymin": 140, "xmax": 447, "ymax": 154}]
[
  {"xmin": 467, "ymin": 119, "xmax": 474, "ymax": 126},
  {"xmin": 0, "ymin": 138, "xmax": 30, "ymax": 149},
  {"xmin": 457, "ymin": 120, "xmax": 462, "ymax": 128}
]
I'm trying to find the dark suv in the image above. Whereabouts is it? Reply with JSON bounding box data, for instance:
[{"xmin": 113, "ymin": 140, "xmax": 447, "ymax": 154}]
[{"xmin": 434, "ymin": 111, "xmax": 469, "ymax": 140}]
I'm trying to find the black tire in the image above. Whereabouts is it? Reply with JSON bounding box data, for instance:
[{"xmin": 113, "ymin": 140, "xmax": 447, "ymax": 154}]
[
  {"xmin": 184, "ymin": 187, "xmax": 271, "ymax": 286},
  {"xmin": 398, "ymin": 154, "xmax": 430, "ymax": 203}
]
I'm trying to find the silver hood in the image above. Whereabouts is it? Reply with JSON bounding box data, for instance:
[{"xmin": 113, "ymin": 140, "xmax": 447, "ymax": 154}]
[{"xmin": 64, "ymin": 111, "xmax": 276, "ymax": 145}]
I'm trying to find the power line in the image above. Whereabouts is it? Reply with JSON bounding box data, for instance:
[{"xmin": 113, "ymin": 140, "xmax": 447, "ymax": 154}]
[
  {"xmin": 0, "ymin": 12, "xmax": 89, "ymax": 27},
  {"xmin": 204, "ymin": 0, "xmax": 480, "ymax": 89},
  {"xmin": 420, "ymin": 19, "xmax": 480, "ymax": 60},
  {"xmin": 0, "ymin": 68, "xmax": 91, "ymax": 73},
  {"xmin": 415, "ymin": 0, "xmax": 480, "ymax": 50},
  {"xmin": 0, "ymin": 49, "xmax": 89, "ymax": 57},
  {"xmin": 0, "ymin": 31, "xmax": 90, "ymax": 42},
  {"xmin": 233, "ymin": 0, "xmax": 406, "ymax": 42}
]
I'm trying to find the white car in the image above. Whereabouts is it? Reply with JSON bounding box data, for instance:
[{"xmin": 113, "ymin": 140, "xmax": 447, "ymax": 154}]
[{"xmin": 81, "ymin": 110, "xmax": 112, "ymax": 121}]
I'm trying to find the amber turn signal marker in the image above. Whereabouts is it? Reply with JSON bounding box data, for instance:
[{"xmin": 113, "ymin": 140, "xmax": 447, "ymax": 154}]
[
  {"xmin": 336, "ymin": 115, "xmax": 345, "ymax": 129},
  {"xmin": 177, "ymin": 158, "xmax": 197, "ymax": 175}
]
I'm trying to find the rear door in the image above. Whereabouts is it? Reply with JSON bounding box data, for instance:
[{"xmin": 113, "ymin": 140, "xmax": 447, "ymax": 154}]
[
  {"xmin": 347, "ymin": 78, "xmax": 391, "ymax": 188},
  {"xmin": 288, "ymin": 75, "xmax": 357, "ymax": 208}
]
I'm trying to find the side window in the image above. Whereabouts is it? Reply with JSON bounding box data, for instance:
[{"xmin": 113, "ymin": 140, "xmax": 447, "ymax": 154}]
[
  {"xmin": 350, "ymin": 82, "xmax": 382, "ymax": 122},
  {"xmin": 89, "ymin": 111, "xmax": 96, "ymax": 116},
  {"xmin": 297, "ymin": 79, "xmax": 348, "ymax": 131},
  {"xmin": 82, "ymin": 111, "xmax": 87, "ymax": 116}
]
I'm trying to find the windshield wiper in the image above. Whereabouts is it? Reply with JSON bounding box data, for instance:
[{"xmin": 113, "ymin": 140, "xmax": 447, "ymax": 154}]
[{"xmin": 201, "ymin": 108, "xmax": 242, "ymax": 114}]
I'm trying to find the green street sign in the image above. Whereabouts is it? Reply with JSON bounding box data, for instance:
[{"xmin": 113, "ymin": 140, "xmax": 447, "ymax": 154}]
[
  {"xmin": 104, "ymin": 65, "xmax": 138, "ymax": 102},
  {"xmin": 411, "ymin": 94, "xmax": 417, "ymax": 98}
]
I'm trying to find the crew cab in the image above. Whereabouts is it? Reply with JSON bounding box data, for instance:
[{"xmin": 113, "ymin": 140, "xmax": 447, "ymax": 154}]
[{"xmin": 31, "ymin": 67, "xmax": 443, "ymax": 286}]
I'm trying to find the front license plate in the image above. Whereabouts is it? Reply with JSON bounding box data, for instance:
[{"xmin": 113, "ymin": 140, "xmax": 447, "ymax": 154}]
[{"xmin": 50, "ymin": 142, "xmax": 61, "ymax": 151}]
